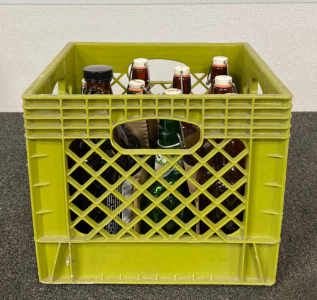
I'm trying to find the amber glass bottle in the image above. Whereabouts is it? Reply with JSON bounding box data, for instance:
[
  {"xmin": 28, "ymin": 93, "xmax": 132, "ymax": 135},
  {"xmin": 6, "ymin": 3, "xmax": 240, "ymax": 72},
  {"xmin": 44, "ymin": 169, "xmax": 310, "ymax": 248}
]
[
  {"xmin": 172, "ymin": 66, "xmax": 191, "ymax": 94},
  {"xmin": 131, "ymin": 58, "xmax": 151, "ymax": 93},
  {"xmin": 84, "ymin": 65, "xmax": 113, "ymax": 94},
  {"xmin": 129, "ymin": 60, "xmax": 155, "ymax": 148},
  {"xmin": 212, "ymin": 75, "xmax": 234, "ymax": 94},
  {"xmin": 200, "ymin": 75, "xmax": 244, "ymax": 234},
  {"xmin": 207, "ymin": 56, "xmax": 228, "ymax": 94},
  {"xmin": 127, "ymin": 79, "xmax": 147, "ymax": 95}
]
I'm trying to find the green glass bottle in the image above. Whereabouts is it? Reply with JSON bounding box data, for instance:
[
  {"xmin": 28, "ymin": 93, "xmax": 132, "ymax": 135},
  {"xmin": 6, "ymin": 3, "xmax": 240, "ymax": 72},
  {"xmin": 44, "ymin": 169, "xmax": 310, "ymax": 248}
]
[{"xmin": 140, "ymin": 120, "xmax": 194, "ymax": 234}]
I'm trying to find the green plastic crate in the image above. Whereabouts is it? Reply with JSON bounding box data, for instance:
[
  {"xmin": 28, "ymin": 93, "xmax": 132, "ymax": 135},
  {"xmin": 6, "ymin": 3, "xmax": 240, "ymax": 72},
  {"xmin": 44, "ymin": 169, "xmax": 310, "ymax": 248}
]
[{"xmin": 22, "ymin": 42, "xmax": 292, "ymax": 285}]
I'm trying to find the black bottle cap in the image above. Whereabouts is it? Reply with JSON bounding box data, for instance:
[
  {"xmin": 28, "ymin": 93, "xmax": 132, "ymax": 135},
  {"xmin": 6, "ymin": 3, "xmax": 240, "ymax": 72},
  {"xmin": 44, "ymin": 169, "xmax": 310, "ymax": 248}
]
[{"xmin": 83, "ymin": 65, "xmax": 113, "ymax": 82}]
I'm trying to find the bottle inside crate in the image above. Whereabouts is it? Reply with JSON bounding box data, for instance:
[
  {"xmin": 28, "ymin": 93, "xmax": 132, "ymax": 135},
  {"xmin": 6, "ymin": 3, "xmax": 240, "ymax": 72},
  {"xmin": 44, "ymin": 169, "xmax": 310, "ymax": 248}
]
[
  {"xmin": 71, "ymin": 62, "xmax": 246, "ymax": 236},
  {"xmin": 206, "ymin": 56, "xmax": 228, "ymax": 94},
  {"xmin": 139, "ymin": 89, "xmax": 195, "ymax": 234},
  {"xmin": 130, "ymin": 58, "xmax": 151, "ymax": 94},
  {"xmin": 199, "ymin": 75, "xmax": 245, "ymax": 234},
  {"xmin": 69, "ymin": 65, "xmax": 143, "ymax": 234}
]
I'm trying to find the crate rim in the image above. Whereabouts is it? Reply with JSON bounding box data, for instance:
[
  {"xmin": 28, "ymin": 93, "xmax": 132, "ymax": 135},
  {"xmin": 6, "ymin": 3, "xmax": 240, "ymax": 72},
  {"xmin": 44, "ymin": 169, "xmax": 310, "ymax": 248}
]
[{"xmin": 22, "ymin": 42, "xmax": 293, "ymax": 99}]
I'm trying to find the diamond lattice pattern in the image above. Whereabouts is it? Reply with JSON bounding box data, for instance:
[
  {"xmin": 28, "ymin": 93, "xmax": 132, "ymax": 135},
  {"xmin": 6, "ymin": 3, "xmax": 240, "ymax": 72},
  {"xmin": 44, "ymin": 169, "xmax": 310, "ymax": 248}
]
[
  {"xmin": 111, "ymin": 72, "xmax": 209, "ymax": 94},
  {"xmin": 66, "ymin": 138, "xmax": 248, "ymax": 241}
]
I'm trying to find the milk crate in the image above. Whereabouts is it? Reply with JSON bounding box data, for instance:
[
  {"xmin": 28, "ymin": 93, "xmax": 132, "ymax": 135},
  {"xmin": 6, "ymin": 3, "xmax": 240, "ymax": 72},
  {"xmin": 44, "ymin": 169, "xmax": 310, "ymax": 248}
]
[{"xmin": 22, "ymin": 43, "xmax": 292, "ymax": 284}]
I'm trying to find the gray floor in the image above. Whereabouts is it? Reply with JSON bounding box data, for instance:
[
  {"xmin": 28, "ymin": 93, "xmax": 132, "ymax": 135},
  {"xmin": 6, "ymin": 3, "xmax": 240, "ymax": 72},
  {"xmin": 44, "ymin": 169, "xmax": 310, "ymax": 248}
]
[{"xmin": 0, "ymin": 112, "xmax": 316, "ymax": 300}]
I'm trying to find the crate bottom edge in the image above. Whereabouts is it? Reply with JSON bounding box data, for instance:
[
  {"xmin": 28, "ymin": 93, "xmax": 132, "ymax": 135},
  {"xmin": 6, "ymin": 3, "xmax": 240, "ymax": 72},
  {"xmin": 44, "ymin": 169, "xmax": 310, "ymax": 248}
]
[{"xmin": 40, "ymin": 277, "xmax": 275, "ymax": 285}]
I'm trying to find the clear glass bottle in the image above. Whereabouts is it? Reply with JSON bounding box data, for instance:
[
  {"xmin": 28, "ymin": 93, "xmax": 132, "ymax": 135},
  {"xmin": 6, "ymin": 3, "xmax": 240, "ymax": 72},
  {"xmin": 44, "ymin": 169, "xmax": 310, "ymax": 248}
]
[
  {"xmin": 206, "ymin": 56, "xmax": 228, "ymax": 94},
  {"xmin": 131, "ymin": 58, "xmax": 151, "ymax": 93}
]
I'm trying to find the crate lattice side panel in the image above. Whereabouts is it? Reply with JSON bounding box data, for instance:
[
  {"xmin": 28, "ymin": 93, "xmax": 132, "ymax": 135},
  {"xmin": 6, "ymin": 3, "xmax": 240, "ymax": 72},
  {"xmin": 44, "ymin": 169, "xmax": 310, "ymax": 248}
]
[{"xmin": 66, "ymin": 138, "xmax": 248, "ymax": 242}]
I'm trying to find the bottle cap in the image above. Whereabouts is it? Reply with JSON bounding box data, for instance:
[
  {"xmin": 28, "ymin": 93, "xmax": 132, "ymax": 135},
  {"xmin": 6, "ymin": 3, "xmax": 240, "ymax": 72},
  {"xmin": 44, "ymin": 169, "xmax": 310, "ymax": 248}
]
[
  {"xmin": 215, "ymin": 75, "xmax": 232, "ymax": 87},
  {"xmin": 165, "ymin": 88, "xmax": 182, "ymax": 95},
  {"xmin": 83, "ymin": 65, "xmax": 113, "ymax": 82},
  {"xmin": 174, "ymin": 66, "xmax": 190, "ymax": 77},
  {"xmin": 133, "ymin": 58, "xmax": 148, "ymax": 69},
  {"xmin": 212, "ymin": 56, "xmax": 228, "ymax": 67},
  {"xmin": 129, "ymin": 79, "xmax": 145, "ymax": 90}
]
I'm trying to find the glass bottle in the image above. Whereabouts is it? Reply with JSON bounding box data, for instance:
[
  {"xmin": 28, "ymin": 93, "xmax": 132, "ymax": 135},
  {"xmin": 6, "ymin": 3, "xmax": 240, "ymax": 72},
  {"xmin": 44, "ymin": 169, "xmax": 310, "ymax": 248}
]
[
  {"xmin": 163, "ymin": 88, "xmax": 200, "ymax": 166},
  {"xmin": 172, "ymin": 70, "xmax": 200, "ymax": 151},
  {"xmin": 81, "ymin": 78, "xmax": 87, "ymax": 94},
  {"xmin": 199, "ymin": 75, "xmax": 244, "ymax": 235},
  {"xmin": 172, "ymin": 65, "xmax": 191, "ymax": 94},
  {"xmin": 84, "ymin": 65, "xmax": 113, "ymax": 94},
  {"xmin": 200, "ymin": 74, "xmax": 235, "ymax": 167},
  {"xmin": 130, "ymin": 58, "xmax": 151, "ymax": 93},
  {"xmin": 212, "ymin": 75, "xmax": 234, "ymax": 94},
  {"xmin": 127, "ymin": 79, "xmax": 147, "ymax": 95},
  {"xmin": 140, "ymin": 120, "xmax": 194, "ymax": 234},
  {"xmin": 202, "ymin": 140, "xmax": 245, "ymax": 234},
  {"xmin": 185, "ymin": 60, "xmax": 229, "ymax": 168},
  {"xmin": 69, "ymin": 65, "xmax": 142, "ymax": 234},
  {"xmin": 206, "ymin": 56, "xmax": 228, "ymax": 94},
  {"xmin": 126, "ymin": 79, "xmax": 157, "ymax": 149}
]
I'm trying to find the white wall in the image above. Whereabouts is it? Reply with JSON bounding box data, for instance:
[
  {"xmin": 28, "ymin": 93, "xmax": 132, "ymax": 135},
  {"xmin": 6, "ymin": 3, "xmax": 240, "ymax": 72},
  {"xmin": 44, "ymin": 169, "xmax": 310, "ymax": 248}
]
[{"xmin": 0, "ymin": 4, "xmax": 316, "ymax": 112}]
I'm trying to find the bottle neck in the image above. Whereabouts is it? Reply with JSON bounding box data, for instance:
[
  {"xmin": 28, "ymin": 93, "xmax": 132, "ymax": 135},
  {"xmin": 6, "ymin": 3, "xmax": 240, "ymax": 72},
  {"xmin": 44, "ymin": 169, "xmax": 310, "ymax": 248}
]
[
  {"xmin": 86, "ymin": 81, "xmax": 112, "ymax": 94},
  {"xmin": 158, "ymin": 120, "xmax": 182, "ymax": 149},
  {"xmin": 172, "ymin": 76, "xmax": 191, "ymax": 94}
]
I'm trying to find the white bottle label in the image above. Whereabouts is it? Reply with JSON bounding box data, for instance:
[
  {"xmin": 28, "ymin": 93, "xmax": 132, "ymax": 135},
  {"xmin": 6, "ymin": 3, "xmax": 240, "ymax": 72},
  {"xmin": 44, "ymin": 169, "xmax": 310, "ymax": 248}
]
[
  {"xmin": 155, "ymin": 154, "xmax": 175, "ymax": 177},
  {"xmin": 120, "ymin": 168, "xmax": 143, "ymax": 223}
]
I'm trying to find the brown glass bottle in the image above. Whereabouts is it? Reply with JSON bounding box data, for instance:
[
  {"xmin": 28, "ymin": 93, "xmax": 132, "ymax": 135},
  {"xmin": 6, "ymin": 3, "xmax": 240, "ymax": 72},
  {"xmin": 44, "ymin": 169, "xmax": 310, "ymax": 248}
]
[
  {"xmin": 183, "ymin": 69, "xmax": 234, "ymax": 168},
  {"xmin": 223, "ymin": 139, "xmax": 246, "ymax": 169},
  {"xmin": 131, "ymin": 58, "xmax": 151, "ymax": 93},
  {"xmin": 190, "ymin": 59, "xmax": 229, "ymax": 170},
  {"xmin": 201, "ymin": 139, "xmax": 245, "ymax": 234},
  {"xmin": 84, "ymin": 65, "xmax": 113, "ymax": 94},
  {"xmin": 129, "ymin": 60, "xmax": 155, "ymax": 149},
  {"xmin": 127, "ymin": 79, "xmax": 157, "ymax": 149},
  {"xmin": 207, "ymin": 56, "xmax": 228, "ymax": 94},
  {"xmin": 127, "ymin": 79, "xmax": 147, "ymax": 95},
  {"xmin": 199, "ymin": 75, "xmax": 244, "ymax": 235},
  {"xmin": 172, "ymin": 66, "xmax": 191, "ymax": 94}
]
